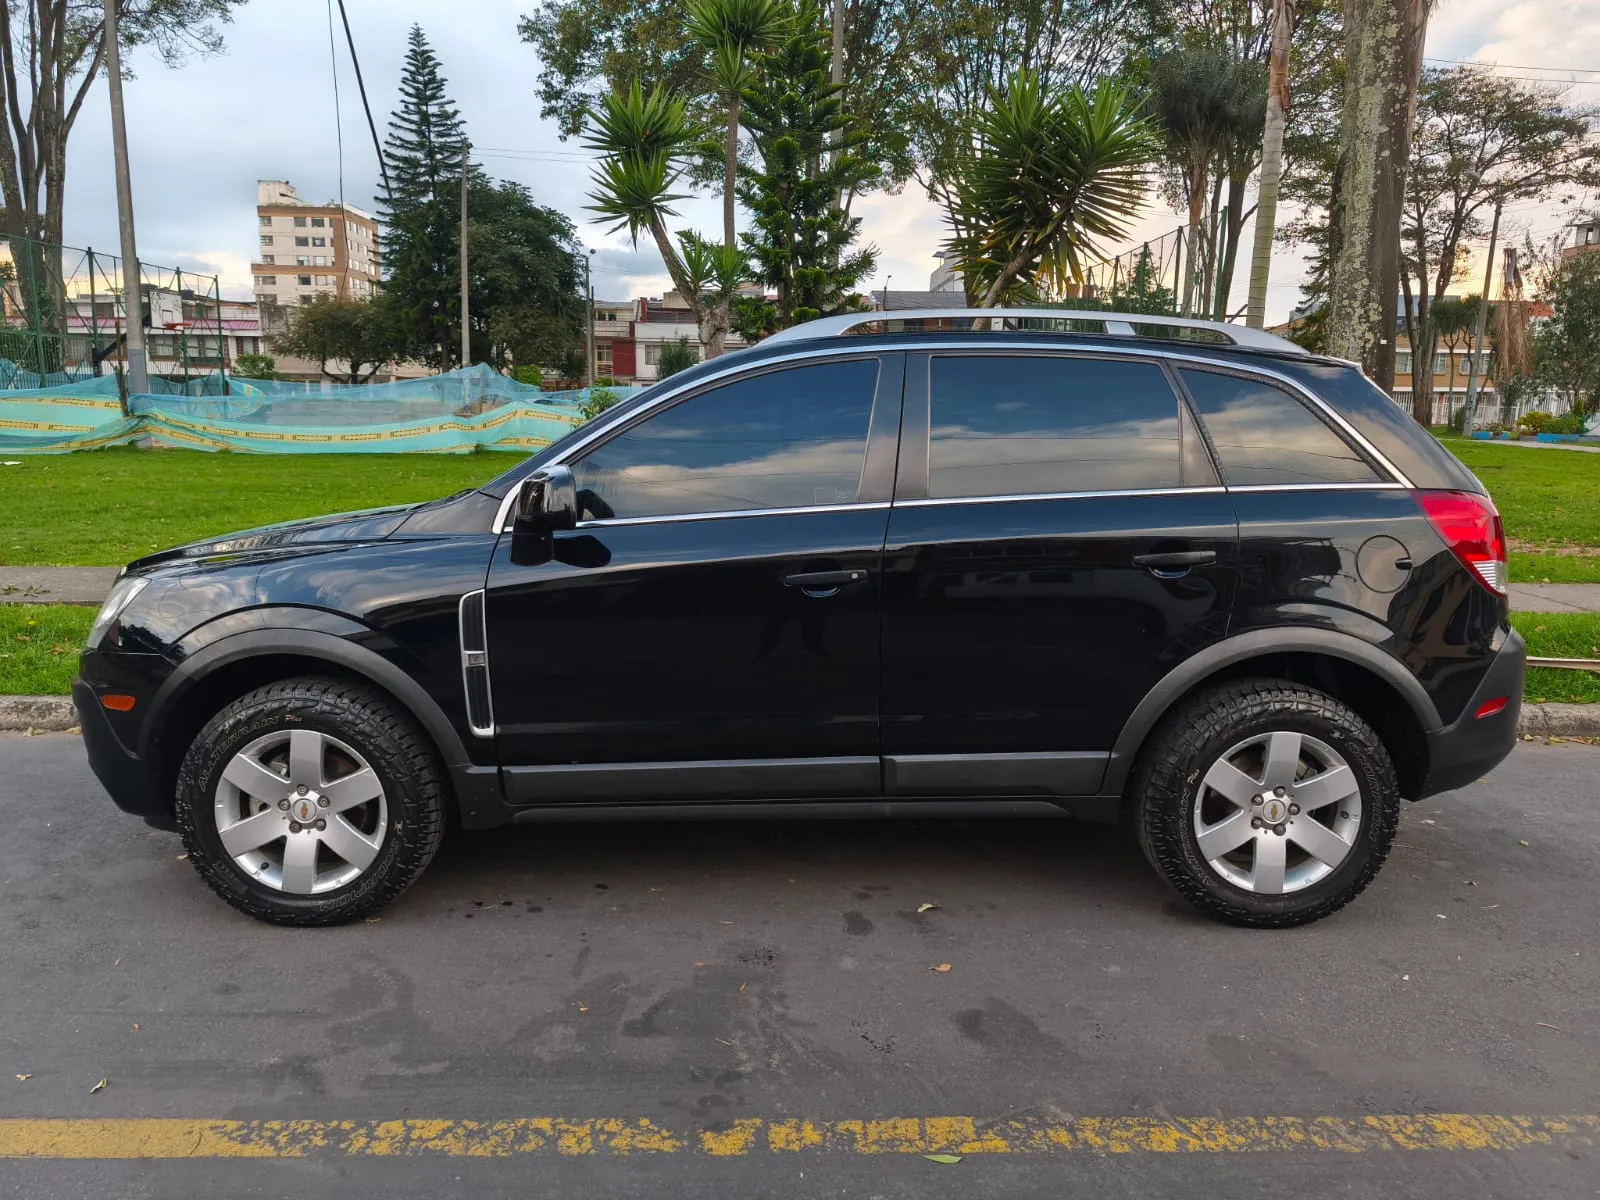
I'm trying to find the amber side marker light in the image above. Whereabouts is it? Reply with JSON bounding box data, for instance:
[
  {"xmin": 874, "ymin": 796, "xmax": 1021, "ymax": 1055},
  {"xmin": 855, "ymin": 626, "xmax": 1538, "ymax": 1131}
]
[
  {"xmin": 100, "ymin": 694, "xmax": 136, "ymax": 712},
  {"xmin": 1474, "ymin": 697, "xmax": 1509, "ymax": 720}
]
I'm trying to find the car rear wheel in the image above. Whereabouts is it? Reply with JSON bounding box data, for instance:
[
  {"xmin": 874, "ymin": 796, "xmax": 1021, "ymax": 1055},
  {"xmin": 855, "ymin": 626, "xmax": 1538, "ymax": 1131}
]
[
  {"xmin": 1133, "ymin": 678, "xmax": 1400, "ymax": 928},
  {"xmin": 175, "ymin": 677, "xmax": 447, "ymax": 926}
]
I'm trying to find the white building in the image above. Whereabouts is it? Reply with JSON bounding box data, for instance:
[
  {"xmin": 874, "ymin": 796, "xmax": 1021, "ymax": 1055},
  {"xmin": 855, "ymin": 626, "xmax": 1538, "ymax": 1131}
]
[{"xmin": 251, "ymin": 180, "xmax": 381, "ymax": 323}]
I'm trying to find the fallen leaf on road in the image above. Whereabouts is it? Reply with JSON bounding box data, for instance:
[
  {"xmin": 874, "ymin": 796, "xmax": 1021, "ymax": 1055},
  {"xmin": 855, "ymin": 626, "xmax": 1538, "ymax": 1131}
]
[
  {"xmin": 739, "ymin": 982, "xmax": 747, "ymax": 993},
  {"xmin": 1436, "ymin": 914, "xmax": 1447, "ymax": 919},
  {"xmin": 1420, "ymin": 819, "xmax": 1436, "ymax": 825},
  {"xmin": 1519, "ymin": 840, "xmax": 1530, "ymax": 847},
  {"xmin": 1536, "ymin": 1022, "xmax": 1560, "ymax": 1031},
  {"xmin": 916, "ymin": 903, "xmax": 938, "ymax": 913},
  {"xmin": 924, "ymin": 1153, "xmax": 962, "ymax": 1164},
  {"xmin": 89, "ymin": 1079, "xmax": 107, "ymax": 1095},
  {"xmin": 112, "ymin": 958, "xmax": 120, "ymax": 968},
  {"xmin": 1401, "ymin": 974, "xmax": 1409, "ymax": 981},
  {"xmin": 15, "ymin": 1074, "xmax": 30, "ymax": 1082},
  {"xmin": 132, "ymin": 1024, "xmax": 139, "ymax": 1030},
  {"xmin": 933, "ymin": 963, "xmax": 952, "ymax": 973},
  {"xmin": 175, "ymin": 854, "xmax": 187, "ymax": 861},
  {"xmin": 575, "ymin": 1003, "xmax": 588, "ymax": 1013}
]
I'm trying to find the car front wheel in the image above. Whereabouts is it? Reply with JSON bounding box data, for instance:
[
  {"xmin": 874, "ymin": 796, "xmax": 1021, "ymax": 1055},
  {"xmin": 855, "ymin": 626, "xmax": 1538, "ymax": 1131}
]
[
  {"xmin": 1133, "ymin": 678, "xmax": 1400, "ymax": 928},
  {"xmin": 175, "ymin": 677, "xmax": 447, "ymax": 926}
]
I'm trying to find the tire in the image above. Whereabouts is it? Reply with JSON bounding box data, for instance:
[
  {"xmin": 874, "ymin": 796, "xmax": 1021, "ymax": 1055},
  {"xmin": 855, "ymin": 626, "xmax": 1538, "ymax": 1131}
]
[
  {"xmin": 175, "ymin": 676, "xmax": 447, "ymax": 926},
  {"xmin": 1132, "ymin": 678, "xmax": 1399, "ymax": 928}
]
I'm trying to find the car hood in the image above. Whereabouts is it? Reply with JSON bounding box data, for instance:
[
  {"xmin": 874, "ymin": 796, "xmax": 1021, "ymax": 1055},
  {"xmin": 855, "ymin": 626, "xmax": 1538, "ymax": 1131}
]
[{"xmin": 125, "ymin": 504, "xmax": 420, "ymax": 574}]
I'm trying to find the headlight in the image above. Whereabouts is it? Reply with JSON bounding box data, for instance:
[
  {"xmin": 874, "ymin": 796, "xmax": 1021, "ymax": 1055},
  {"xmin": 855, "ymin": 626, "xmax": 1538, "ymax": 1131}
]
[{"xmin": 86, "ymin": 575, "xmax": 149, "ymax": 649}]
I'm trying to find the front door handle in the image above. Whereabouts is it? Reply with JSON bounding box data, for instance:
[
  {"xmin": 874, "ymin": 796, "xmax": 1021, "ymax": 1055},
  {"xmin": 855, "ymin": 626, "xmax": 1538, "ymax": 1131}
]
[
  {"xmin": 1132, "ymin": 550, "xmax": 1216, "ymax": 578},
  {"xmin": 784, "ymin": 569, "xmax": 868, "ymax": 590}
]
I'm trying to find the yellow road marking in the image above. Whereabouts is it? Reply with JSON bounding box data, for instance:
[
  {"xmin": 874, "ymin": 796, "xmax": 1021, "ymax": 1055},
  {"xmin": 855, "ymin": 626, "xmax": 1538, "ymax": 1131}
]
[{"xmin": 0, "ymin": 1114, "xmax": 1596, "ymax": 1159}]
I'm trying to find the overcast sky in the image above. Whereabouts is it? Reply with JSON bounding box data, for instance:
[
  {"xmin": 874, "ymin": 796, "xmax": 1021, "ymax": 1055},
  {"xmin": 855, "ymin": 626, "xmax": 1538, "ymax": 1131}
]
[{"xmin": 60, "ymin": 0, "xmax": 1600, "ymax": 321}]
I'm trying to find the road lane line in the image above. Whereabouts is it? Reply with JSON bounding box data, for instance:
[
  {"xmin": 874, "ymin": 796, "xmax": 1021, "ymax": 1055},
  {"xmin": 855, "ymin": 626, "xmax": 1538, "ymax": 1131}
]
[{"xmin": 1, "ymin": 1114, "xmax": 1596, "ymax": 1159}]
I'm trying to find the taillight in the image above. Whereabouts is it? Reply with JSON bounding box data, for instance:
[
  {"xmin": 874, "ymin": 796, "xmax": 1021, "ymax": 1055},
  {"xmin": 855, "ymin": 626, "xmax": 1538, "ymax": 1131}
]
[{"xmin": 1416, "ymin": 490, "xmax": 1507, "ymax": 595}]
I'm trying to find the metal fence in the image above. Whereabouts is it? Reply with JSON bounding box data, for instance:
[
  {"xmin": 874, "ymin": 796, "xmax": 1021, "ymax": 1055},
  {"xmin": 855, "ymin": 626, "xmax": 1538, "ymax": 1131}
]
[
  {"xmin": 0, "ymin": 234, "xmax": 226, "ymax": 391},
  {"xmin": 1074, "ymin": 228, "xmax": 1186, "ymax": 313}
]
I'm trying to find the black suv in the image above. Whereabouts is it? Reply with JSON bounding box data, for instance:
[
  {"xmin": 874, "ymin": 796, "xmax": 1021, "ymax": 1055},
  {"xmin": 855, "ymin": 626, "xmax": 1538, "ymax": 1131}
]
[{"xmin": 74, "ymin": 310, "xmax": 1525, "ymax": 928}]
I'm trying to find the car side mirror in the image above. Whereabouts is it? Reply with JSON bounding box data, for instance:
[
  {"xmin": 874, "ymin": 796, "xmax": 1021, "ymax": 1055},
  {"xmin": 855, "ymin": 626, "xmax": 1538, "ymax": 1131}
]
[{"xmin": 514, "ymin": 466, "xmax": 578, "ymax": 534}]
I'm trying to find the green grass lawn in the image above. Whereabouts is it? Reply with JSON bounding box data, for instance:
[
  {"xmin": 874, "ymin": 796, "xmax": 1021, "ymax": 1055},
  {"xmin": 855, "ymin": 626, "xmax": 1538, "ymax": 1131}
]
[
  {"xmin": 7, "ymin": 604, "xmax": 1596, "ymax": 708},
  {"xmin": 0, "ymin": 447, "xmax": 524, "ymax": 567},
  {"xmin": 1440, "ymin": 439, "xmax": 1600, "ymax": 583}
]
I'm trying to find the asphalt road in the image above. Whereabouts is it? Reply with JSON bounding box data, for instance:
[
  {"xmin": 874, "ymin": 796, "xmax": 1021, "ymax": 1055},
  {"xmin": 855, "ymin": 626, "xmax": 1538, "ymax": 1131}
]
[{"xmin": 1, "ymin": 733, "xmax": 1597, "ymax": 1198}]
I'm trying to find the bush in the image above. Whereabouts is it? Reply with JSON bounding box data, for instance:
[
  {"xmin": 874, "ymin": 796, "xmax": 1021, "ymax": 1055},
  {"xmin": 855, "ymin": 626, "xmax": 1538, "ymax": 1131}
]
[
  {"xmin": 579, "ymin": 387, "xmax": 620, "ymax": 423},
  {"xmin": 233, "ymin": 353, "xmax": 278, "ymax": 381},
  {"xmin": 657, "ymin": 335, "xmax": 699, "ymax": 380},
  {"xmin": 593, "ymin": 375, "xmax": 618, "ymax": 387},
  {"xmin": 1517, "ymin": 410, "xmax": 1553, "ymax": 435},
  {"xmin": 512, "ymin": 364, "xmax": 542, "ymax": 388},
  {"xmin": 1548, "ymin": 411, "xmax": 1588, "ymax": 435}
]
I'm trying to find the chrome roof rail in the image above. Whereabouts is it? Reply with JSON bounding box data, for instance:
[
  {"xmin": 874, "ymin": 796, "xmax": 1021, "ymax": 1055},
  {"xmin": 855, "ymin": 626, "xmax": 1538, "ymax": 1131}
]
[{"xmin": 759, "ymin": 307, "xmax": 1308, "ymax": 355}]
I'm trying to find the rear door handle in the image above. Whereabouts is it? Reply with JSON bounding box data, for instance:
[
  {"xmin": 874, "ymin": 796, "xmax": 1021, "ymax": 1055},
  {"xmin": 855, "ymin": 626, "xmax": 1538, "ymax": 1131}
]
[
  {"xmin": 1132, "ymin": 550, "xmax": 1216, "ymax": 577},
  {"xmin": 784, "ymin": 569, "xmax": 868, "ymax": 589}
]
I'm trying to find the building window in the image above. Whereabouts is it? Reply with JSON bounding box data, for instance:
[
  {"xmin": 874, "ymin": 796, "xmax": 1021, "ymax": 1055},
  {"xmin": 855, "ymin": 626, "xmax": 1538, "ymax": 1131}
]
[
  {"xmin": 312, "ymin": 256, "xmax": 328, "ymax": 266},
  {"xmin": 259, "ymin": 235, "xmax": 273, "ymax": 246},
  {"xmin": 1396, "ymin": 352, "xmax": 1412, "ymax": 375},
  {"xmin": 254, "ymin": 275, "xmax": 277, "ymax": 285},
  {"xmin": 259, "ymin": 215, "xmax": 272, "ymax": 227},
  {"xmin": 311, "ymin": 237, "xmax": 325, "ymax": 247},
  {"xmin": 293, "ymin": 216, "xmax": 308, "ymax": 227},
  {"xmin": 295, "ymin": 256, "xmax": 310, "ymax": 266},
  {"xmin": 260, "ymin": 255, "xmax": 275, "ymax": 264},
  {"xmin": 299, "ymin": 294, "xmax": 318, "ymax": 305},
  {"xmin": 298, "ymin": 275, "xmax": 312, "ymax": 286},
  {"xmin": 311, "ymin": 216, "xmax": 325, "ymax": 227},
  {"xmin": 1432, "ymin": 354, "xmax": 1448, "ymax": 375},
  {"xmin": 643, "ymin": 343, "xmax": 663, "ymax": 365},
  {"xmin": 294, "ymin": 236, "xmax": 309, "ymax": 247},
  {"xmin": 595, "ymin": 346, "xmax": 614, "ymax": 369},
  {"xmin": 314, "ymin": 275, "xmax": 334, "ymax": 286},
  {"xmin": 256, "ymin": 293, "xmax": 277, "ymax": 306}
]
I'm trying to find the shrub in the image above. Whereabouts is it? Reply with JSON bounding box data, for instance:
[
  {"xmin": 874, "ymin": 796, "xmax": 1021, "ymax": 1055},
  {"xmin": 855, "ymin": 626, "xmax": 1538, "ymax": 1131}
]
[
  {"xmin": 657, "ymin": 335, "xmax": 699, "ymax": 380},
  {"xmin": 593, "ymin": 375, "xmax": 618, "ymax": 387},
  {"xmin": 1548, "ymin": 411, "xmax": 1588, "ymax": 435},
  {"xmin": 1516, "ymin": 410, "xmax": 1553, "ymax": 435},
  {"xmin": 233, "ymin": 353, "xmax": 278, "ymax": 381},
  {"xmin": 579, "ymin": 387, "xmax": 620, "ymax": 422},
  {"xmin": 512, "ymin": 364, "xmax": 543, "ymax": 388}
]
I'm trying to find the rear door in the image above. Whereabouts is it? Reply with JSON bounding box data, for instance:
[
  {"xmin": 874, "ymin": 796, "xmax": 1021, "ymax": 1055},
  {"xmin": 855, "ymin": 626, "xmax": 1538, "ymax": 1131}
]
[
  {"xmin": 880, "ymin": 350, "xmax": 1239, "ymax": 797},
  {"xmin": 484, "ymin": 353, "xmax": 903, "ymax": 804}
]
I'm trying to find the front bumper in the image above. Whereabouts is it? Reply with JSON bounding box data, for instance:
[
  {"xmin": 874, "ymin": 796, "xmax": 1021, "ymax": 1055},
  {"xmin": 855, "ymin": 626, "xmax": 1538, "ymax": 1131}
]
[
  {"xmin": 73, "ymin": 671, "xmax": 174, "ymax": 830},
  {"xmin": 1419, "ymin": 627, "xmax": 1526, "ymax": 798}
]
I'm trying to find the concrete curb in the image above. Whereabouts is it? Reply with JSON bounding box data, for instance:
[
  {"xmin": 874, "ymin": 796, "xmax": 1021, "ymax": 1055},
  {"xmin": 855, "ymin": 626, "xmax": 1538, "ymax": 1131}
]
[{"xmin": 4, "ymin": 696, "xmax": 1600, "ymax": 738}]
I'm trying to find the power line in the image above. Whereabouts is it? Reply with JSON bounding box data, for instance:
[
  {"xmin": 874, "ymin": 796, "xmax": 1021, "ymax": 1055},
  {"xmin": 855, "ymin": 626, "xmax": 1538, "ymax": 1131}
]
[
  {"xmin": 334, "ymin": 0, "xmax": 390, "ymax": 204},
  {"xmin": 325, "ymin": 0, "xmax": 345, "ymax": 213},
  {"xmin": 1425, "ymin": 55, "xmax": 1600, "ymax": 75}
]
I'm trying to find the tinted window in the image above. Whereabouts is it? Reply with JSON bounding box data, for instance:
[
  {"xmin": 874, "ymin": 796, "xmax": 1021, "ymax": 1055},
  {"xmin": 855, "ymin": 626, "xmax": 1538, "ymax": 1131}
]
[
  {"xmin": 1181, "ymin": 368, "xmax": 1381, "ymax": 486},
  {"xmin": 928, "ymin": 356, "xmax": 1185, "ymax": 498},
  {"xmin": 571, "ymin": 359, "xmax": 879, "ymax": 519}
]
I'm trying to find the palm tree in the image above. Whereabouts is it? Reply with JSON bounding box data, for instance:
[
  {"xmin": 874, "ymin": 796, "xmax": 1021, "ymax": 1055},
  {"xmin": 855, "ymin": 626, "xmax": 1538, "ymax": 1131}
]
[
  {"xmin": 678, "ymin": 231, "xmax": 747, "ymax": 357},
  {"xmin": 583, "ymin": 82, "xmax": 711, "ymax": 347},
  {"xmin": 688, "ymin": 0, "xmax": 786, "ymax": 251},
  {"xmin": 1145, "ymin": 47, "xmax": 1259, "ymax": 317},
  {"xmin": 944, "ymin": 71, "xmax": 1158, "ymax": 309}
]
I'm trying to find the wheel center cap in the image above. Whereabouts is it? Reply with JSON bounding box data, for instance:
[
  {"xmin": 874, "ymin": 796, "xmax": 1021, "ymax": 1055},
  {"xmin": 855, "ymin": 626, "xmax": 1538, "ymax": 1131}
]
[
  {"xmin": 289, "ymin": 796, "xmax": 320, "ymax": 823},
  {"xmin": 1260, "ymin": 796, "xmax": 1289, "ymax": 824}
]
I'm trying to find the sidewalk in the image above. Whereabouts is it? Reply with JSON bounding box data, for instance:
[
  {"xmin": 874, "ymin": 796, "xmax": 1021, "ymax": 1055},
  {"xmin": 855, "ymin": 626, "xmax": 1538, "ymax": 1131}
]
[{"xmin": 4, "ymin": 566, "xmax": 1600, "ymax": 615}]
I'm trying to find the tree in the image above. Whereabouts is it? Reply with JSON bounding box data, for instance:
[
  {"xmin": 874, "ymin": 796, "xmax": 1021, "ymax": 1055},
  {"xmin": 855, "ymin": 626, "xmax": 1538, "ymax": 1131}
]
[
  {"xmin": 0, "ymin": 0, "xmax": 246, "ymax": 254},
  {"xmin": 738, "ymin": 1, "xmax": 877, "ymax": 328},
  {"xmin": 469, "ymin": 180, "xmax": 587, "ymax": 371},
  {"xmin": 1323, "ymin": 0, "xmax": 1431, "ymax": 388},
  {"xmin": 380, "ymin": 25, "xmax": 474, "ymax": 368},
  {"xmin": 1532, "ymin": 251, "xmax": 1600, "ymax": 417},
  {"xmin": 657, "ymin": 333, "xmax": 699, "ymax": 377},
  {"xmin": 232, "ymin": 353, "xmax": 277, "ymax": 380},
  {"xmin": 1245, "ymin": 0, "xmax": 1292, "ymax": 327},
  {"xmin": 1397, "ymin": 67, "xmax": 1600, "ymax": 425},
  {"xmin": 687, "ymin": 0, "xmax": 784, "ymax": 249},
  {"xmin": 943, "ymin": 71, "xmax": 1158, "ymax": 307},
  {"xmin": 677, "ymin": 229, "xmax": 745, "ymax": 350},
  {"xmin": 272, "ymin": 295, "xmax": 404, "ymax": 384},
  {"xmin": 1429, "ymin": 294, "xmax": 1477, "ymax": 420}
]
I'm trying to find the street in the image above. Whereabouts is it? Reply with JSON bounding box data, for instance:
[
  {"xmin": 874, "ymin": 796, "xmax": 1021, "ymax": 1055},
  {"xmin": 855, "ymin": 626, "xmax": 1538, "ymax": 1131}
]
[{"xmin": 1, "ymin": 733, "xmax": 1597, "ymax": 1198}]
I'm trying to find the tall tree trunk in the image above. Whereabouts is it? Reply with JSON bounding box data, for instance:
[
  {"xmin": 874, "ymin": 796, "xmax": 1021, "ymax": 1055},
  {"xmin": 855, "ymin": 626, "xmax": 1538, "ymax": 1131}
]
[
  {"xmin": 647, "ymin": 215, "xmax": 708, "ymax": 352},
  {"xmin": 1214, "ymin": 174, "xmax": 1248, "ymax": 319},
  {"xmin": 1181, "ymin": 156, "xmax": 1208, "ymax": 317},
  {"xmin": 1246, "ymin": 0, "xmax": 1292, "ymax": 328},
  {"xmin": 1201, "ymin": 173, "xmax": 1223, "ymax": 317},
  {"xmin": 1324, "ymin": 0, "xmax": 1429, "ymax": 391},
  {"xmin": 723, "ymin": 93, "xmax": 740, "ymax": 252}
]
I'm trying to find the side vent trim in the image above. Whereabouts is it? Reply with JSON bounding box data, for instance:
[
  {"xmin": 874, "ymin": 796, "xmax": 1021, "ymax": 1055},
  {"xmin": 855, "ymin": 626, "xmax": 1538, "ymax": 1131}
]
[{"xmin": 458, "ymin": 590, "xmax": 494, "ymax": 738}]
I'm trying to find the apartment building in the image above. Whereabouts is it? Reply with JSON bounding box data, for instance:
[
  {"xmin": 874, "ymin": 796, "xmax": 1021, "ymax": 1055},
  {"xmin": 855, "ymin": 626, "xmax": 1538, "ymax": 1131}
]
[{"xmin": 251, "ymin": 180, "xmax": 380, "ymax": 321}]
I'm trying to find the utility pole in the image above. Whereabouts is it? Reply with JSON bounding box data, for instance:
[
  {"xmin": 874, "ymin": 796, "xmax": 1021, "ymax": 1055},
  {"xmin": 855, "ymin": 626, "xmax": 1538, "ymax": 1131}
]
[
  {"xmin": 585, "ymin": 249, "xmax": 595, "ymax": 390},
  {"xmin": 103, "ymin": 0, "xmax": 148, "ymax": 396},
  {"xmin": 459, "ymin": 142, "xmax": 470, "ymax": 370},
  {"xmin": 1246, "ymin": 0, "xmax": 1293, "ymax": 329},
  {"xmin": 831, "ymin": 0, "xmax": 846, "ymax": 209},
  {"xmin": 1462, "ymin": 196, "xmax": 1504, "ymax": 434}
]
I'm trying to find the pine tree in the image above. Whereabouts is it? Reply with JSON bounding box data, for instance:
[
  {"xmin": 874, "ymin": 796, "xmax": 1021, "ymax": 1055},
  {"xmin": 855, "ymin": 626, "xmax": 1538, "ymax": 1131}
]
[
  {"xmin": 736, "ymin": 2, "xmax": 876, "ymax": 330},
  {"xmin": 379, "ymin": 26, "xmax": 481, "ymax": 367}
]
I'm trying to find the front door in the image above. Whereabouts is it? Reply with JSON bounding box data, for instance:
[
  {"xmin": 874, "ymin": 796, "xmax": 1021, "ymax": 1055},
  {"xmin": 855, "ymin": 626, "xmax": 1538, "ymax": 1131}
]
[
  {"xmin": 880, "ymin": 350, "xmax": 1239, "ymax": 797},
  {"xmin": 485, "ymin": 353, "xmax": 903, "ymax": 804}
]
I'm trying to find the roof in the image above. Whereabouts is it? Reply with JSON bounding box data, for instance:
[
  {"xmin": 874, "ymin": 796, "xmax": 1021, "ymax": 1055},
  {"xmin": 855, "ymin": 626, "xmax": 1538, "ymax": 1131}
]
[{"xmin": 875, "ymin": 290, "xmax": 968, "ymax": 311}]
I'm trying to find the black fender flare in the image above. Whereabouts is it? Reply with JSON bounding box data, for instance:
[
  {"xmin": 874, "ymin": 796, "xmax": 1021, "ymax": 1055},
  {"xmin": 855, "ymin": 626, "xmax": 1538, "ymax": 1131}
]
[
  {"xmin": 144, "ymin": 623, "xmax": 475, "ymax": 773},
  {"xmin": 1100, "ymin": 627, "xmax": 1443, "ymax": 795}
]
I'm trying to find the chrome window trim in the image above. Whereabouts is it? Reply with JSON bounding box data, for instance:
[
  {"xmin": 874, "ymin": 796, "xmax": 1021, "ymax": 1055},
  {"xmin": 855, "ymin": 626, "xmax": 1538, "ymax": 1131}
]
[
  {"xmin": 492, "ymin": 339, "xmax": 1412, "ymax": 532},
  {"xmin": 895, "ymin": 486, "xmax": 1227, "ymax": 509},
  {"xmin": 574, "ymin": 500, "xmax": 892, "ymax": 530},
  {"xmin": 1225, "ymin": 482, "xmax": 1409, "ymax": 493}
]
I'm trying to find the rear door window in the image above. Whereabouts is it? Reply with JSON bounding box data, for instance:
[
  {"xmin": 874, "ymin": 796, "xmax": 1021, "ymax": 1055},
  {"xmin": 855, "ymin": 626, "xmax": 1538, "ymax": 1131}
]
[
  {"xmin": 571, "ymin": 358, "xmax": 880, "ymax": 520},
  {"xmin": 927, "ymin": 355, "xmax": 1192, "ymax": 498},
  {"xmin": 1180, "ymin": 368, "xmax": 1382, "ymax": 486}
]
